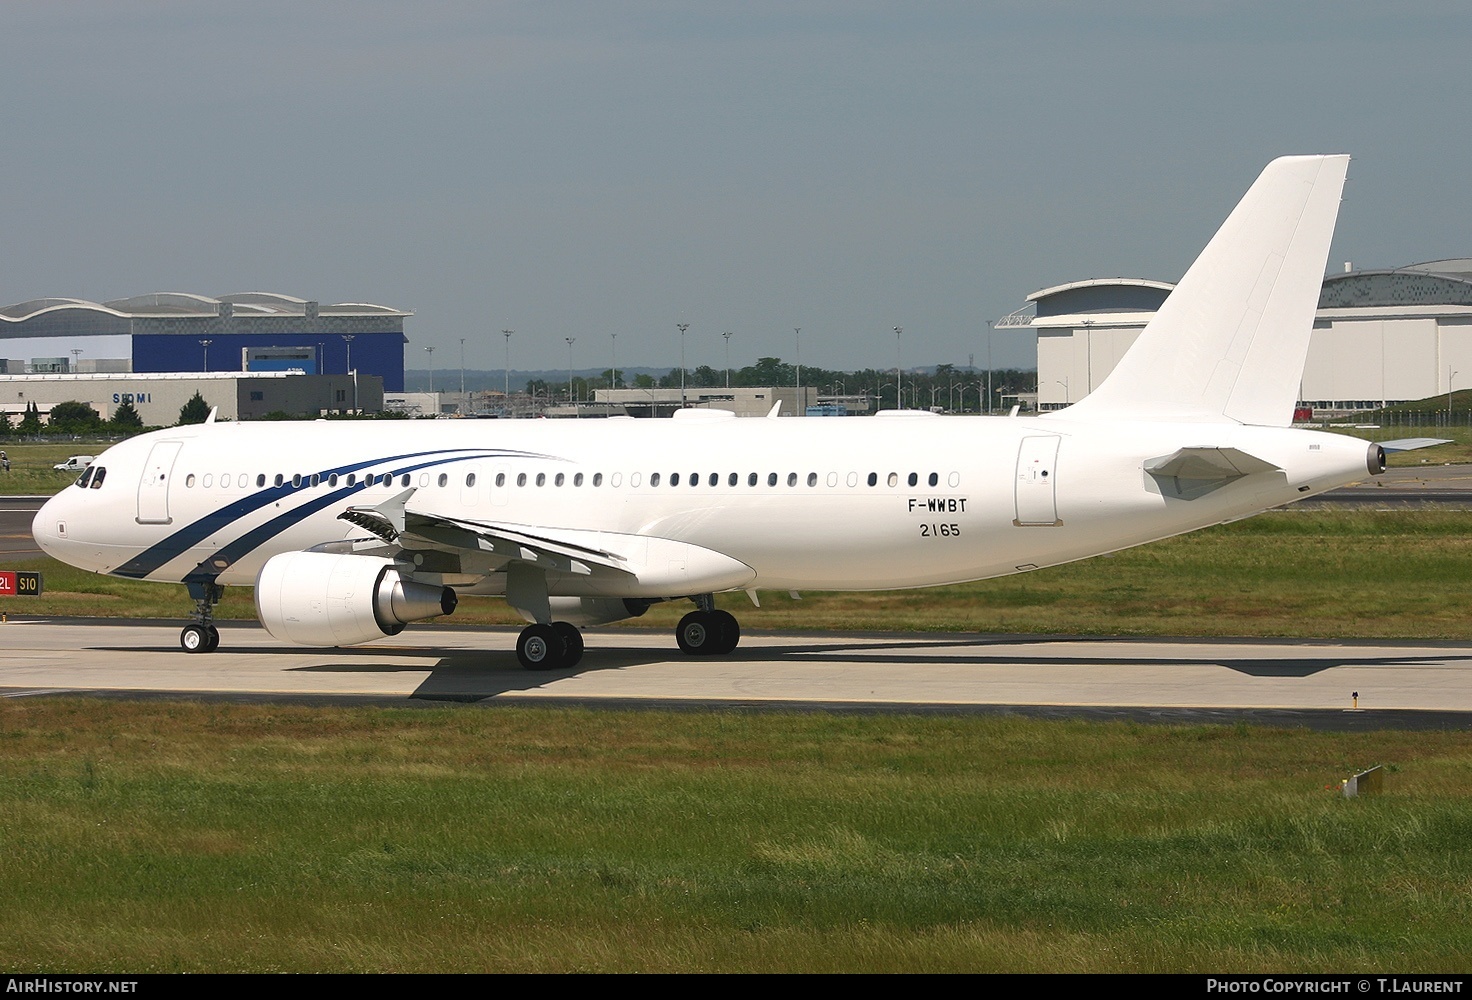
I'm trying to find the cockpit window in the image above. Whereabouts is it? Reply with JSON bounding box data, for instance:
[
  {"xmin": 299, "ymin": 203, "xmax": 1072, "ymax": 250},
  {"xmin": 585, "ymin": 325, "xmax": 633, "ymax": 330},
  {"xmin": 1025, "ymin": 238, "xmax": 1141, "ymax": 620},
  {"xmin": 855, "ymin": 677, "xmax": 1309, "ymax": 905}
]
[
  {"xmin": 90, "ymin": 467, "xmax": 106, "ymax": 488},
  {"xmin": 76, "ymin": 467, "xmax": 94, "ymax": 488}
]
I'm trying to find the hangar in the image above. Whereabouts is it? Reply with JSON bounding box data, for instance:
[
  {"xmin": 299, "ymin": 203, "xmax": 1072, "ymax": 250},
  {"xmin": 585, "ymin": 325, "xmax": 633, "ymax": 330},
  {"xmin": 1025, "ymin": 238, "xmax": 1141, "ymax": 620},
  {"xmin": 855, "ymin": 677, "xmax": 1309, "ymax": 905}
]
[
  {"xmin": 1012, "ymin": 260, "xmax": 1472, "ymax": 413},
  {"xmin": 0, "ymin": 292, "xmax": 410, "ymax": 391}
]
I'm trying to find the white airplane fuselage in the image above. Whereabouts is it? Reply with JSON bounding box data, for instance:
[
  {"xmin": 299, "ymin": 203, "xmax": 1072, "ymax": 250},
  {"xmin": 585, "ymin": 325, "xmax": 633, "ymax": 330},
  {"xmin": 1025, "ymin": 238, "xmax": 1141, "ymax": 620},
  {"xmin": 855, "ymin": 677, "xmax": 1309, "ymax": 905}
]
[{"xmin": 33, "ymin": 410, "xmax": 1375, "ymax": 595}]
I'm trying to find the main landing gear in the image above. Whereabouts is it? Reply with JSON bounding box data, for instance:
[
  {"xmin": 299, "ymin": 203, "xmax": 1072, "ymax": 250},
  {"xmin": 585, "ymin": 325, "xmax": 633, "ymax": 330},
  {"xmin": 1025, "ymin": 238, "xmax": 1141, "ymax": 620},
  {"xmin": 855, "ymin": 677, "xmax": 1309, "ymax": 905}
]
[
  {"xmin": 515, "ymin": 621, "xmax": 585, "ymax": 670},
  {"xmin": 180, "ymin": 580, "xmax": 224, "ymax": 653},
  {"xmin": 511, "ymin": 595, "xmax": 741, "ymax": 670}
]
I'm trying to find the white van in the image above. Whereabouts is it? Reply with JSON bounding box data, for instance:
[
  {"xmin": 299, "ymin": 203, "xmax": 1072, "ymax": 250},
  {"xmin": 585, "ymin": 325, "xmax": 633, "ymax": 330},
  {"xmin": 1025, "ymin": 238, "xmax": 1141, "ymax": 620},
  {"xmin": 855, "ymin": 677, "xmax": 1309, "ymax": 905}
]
[{"xmin": 53, "ymin": 455, "xmax": 96, "ymax": 473}]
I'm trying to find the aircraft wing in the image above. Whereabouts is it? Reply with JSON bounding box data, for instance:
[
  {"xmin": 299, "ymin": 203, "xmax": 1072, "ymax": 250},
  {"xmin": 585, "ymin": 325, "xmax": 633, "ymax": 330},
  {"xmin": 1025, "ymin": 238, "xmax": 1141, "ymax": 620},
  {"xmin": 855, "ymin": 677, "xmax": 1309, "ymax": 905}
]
[{"xmin": 337, "ymin": 490, "xmax": 754, "ymax": 595}]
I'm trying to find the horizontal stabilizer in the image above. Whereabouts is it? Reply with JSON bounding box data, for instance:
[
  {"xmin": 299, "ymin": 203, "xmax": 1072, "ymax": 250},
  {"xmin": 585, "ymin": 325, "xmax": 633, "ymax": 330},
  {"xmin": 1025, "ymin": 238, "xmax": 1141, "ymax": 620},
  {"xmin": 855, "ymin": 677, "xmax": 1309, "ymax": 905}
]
[
  {"xmin": 1145, "ymin": 447, "xmax": 1281, "ymax": 500},
  {"xmin": 1378, "ymin": 437, "xmax": 1452, "ymax": 453}
]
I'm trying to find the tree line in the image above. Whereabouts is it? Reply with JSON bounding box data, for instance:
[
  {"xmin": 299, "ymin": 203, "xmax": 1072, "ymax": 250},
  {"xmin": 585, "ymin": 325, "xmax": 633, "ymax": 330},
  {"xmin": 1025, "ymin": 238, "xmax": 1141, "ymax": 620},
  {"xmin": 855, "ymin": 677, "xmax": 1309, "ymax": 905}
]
[{"xmin": 527, "ymin": 359, "xmax": 1038, "ymax": 411}]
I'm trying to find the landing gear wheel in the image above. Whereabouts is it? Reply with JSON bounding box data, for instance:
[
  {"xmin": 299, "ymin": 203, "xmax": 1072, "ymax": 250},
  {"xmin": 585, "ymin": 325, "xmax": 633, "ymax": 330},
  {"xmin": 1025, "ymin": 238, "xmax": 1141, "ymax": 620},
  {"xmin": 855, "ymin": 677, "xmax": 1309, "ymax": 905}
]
[
  {"xmin": 709, "ymin": 610, "xmax": 739, "ymax": 654},
  {"xmin": 552, "ymin": 622, "xmax": 584, "ymax": 668},
  {"xmin": 517, "ymin": 623, "xmax": 566, "ymax": 670},
  {"xmin": 677, "ymin": 610, "xmax": 726, "ymax": 656},
  {"xmin": 180, "ymin": 624, "xmax": 213, "ymax": 653}
]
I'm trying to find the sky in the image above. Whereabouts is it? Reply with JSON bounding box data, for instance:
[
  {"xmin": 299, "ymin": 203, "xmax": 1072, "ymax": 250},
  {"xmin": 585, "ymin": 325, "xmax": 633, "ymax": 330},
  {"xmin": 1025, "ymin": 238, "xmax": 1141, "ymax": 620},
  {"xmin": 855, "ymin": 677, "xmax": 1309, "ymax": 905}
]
[{"xmin": 1, "ymin": 1, "xmax": 1468, "ymax": 373}]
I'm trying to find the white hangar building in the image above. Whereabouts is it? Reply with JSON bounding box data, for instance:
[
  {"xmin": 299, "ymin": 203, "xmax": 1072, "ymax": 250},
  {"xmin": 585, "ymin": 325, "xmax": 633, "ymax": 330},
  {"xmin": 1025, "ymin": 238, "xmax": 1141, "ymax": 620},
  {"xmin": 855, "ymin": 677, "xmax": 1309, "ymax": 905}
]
[{"xmin": 1011, "ymin": 260, "xmax": 1472, "ymax": 413}]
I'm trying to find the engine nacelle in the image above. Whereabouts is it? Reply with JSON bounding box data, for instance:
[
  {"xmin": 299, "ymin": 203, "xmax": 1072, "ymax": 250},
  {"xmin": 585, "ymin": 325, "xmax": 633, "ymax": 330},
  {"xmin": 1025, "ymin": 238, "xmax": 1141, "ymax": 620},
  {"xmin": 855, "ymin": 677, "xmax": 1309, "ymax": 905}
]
[
  {"xmin": 255, "ymin": 551, "xmax": 457, "ymax": 647},
  {"xmin": 513, "ymin": 596, "xmax": 658, "ymax": 627}
]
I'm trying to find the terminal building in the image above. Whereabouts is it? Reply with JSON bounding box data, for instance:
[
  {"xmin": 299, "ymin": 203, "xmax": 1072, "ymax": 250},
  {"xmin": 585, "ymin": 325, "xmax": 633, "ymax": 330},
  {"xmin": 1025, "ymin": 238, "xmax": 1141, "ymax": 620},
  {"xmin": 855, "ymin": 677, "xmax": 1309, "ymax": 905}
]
[
  {"xmin": 1007, "ymin": 260, "xmax": 1472, "ymax": 413},
  {"xmin": 0, "ymin": 371, "xmax": 383, "ymax": 425},
  {"xmin": 0, "ymin": 292, "xmax": 410, "ymax": 391}
]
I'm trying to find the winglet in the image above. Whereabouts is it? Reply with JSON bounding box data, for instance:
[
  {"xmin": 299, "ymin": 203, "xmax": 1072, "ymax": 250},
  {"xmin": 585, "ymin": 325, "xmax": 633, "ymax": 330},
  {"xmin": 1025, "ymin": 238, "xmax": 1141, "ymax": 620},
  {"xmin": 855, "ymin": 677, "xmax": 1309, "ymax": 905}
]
[
  {"xmin": 337, "ymin": 487, "xmax": 416, "ymax": 543},
  {"xmin": 205, "ymin": 406, "xmax": 218, "ymax": 425}
]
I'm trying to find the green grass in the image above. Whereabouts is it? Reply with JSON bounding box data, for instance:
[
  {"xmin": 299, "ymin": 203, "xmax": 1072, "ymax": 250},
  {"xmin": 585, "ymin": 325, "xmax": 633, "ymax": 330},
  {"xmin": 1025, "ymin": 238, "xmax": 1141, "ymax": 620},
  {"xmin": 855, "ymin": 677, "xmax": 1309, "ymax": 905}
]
[
  {"xmin": 10, "ymin": 509, "xmax": 1472, "ymax": 640},
  {"xmin": 0, "ymin": 441, "xmax": 106, "ymax": 495},
  {"xmin": 2, "ymin": 700, "xmax": 1471, "ymax": 972}
]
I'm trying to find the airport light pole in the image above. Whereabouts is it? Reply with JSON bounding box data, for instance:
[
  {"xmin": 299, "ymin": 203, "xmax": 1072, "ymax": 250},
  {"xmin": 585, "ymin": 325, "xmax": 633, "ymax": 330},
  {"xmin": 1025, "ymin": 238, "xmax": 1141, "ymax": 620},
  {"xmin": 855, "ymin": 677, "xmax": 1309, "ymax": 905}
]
[
  {"xmin": 566, "ymin": 337, "xmax": 577, "ymax": 412},
  {"xmin": 343, "ymin": 334, "xmax": 357, "ymax": 413},
  {"xmin": 459, "ymin": 337, "xmax": 466, "ymax": 398},
  {"xmin": 1451, "ymin": 367, "xmax": 1459, "ymax": 423},
  {"xmin": 794, "ymin": 327, "xmax": 802, "ymax": 415},
  {"xmin": 676, "ymin": 322, "xmax": 689, "ymax": 408},
  {"xmin": 723, "ymin": 331, "xmax": 733, "ymax": 388},
  {"xmin": 425, "ymin": 346, "xmax": 435, "ymax": 394},
  {"xmin": 893, "ymin": 326, "xmax": 902, "ymax": 409},
  {"xmin": 199, "ymin": 339, "xmax": 212, "ymax": 372},
  {"xmin": 502, "ymin": 330, "xmax": 513, "ymax": 415}
]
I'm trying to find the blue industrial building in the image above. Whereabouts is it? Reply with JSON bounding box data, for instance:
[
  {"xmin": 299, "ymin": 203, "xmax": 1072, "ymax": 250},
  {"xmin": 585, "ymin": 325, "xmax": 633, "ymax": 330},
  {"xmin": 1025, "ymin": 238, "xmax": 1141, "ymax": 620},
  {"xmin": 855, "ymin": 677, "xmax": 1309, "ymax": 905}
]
[{"xmin": 0, "ymin": 292, "xmax": 410, "ymax": 391}]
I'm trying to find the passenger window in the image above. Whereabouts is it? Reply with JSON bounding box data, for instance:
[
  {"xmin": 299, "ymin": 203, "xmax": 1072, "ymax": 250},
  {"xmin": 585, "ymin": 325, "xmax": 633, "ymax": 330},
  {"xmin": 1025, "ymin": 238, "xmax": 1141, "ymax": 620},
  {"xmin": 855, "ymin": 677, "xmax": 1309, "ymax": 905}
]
[
  {"xmin": 628, "ymin": 472, "xmax": 639, "ymax": 487},
  {"xmin": 846, "ymin": 472, "xmax": 857, "ymax": 487},
  {"xmin": 345, "ymin": 474, "xmax": 355, "ymax": 487},
  {"xmin": 438, "ymin": 473, "xmax": 448, "ymax": 487},
  {"xmin": 91, "ymin": 467, "xmax": 106, "ymax": 488},
  {"xmin": 574, "ymin": 473, "xmax": 583, "ymax": 486},
  {"xmin": 275, "ymin": 474, "xmax": 284, "ymax": 487},
  {"xmin": 887, "ymin": 473, "xmax": 899, "ymax": 487},
  {"xmin": 517, "ymin": 473, "xmax": 527, "ymax": 486},
  {"xmin": 467, "ymin": 473, "xmax": 477, "ymax": 487},
  {"xmin": 311, "ymin": 474, "xmax": 320, "ymax": 487},
  {"xmin": 907, "ymin": 472, "xmax": 917, "ymax": 487},
  {"xmin": 650, "ymin": 473, "xmax": 661, "ymax": 487},
  {"xmin": 728, "ymin": 473, "xmax": 737, "ymax": 486},
  {"xmin": 329, "ymin": 474, "xmax": 339, "ymax": 487},
  {"xmin": 400, "ymin": 474, "xmax": 410, "ymax": 487},
  {"xmin": 418, "ymin": 473, "xmax": 429, "ymax": 487},
  {"xmin": 690, "ymin": 473, "xmax": 699, "ymax": 487},
  {"xmin": 258, "ymin": 474, "xmax": 267, "ymax": 487},
  {"xmin": 555, "ymin": 473, "xmax": 564, "ymax": 487},
  {"xmin": 767, "ymin": 473, "xmax": 778, "ymax": 487},
  {"xmin": 928, "ymin": 472, "xmax": 939, "ymax": 487},
  {"xmin": 670, "ymin": 473, "xmax": 680, "ymax": 486},
  {"xmin": 787, "ymin": 472, "xmax": 797, "ymax": 487},
  {"xmin": 807, "ymin": 472, "xmax": 818, "ymax": 487},
  {"xmin": 593, "ymin": 473, "xmax": 602, "ymax": 486},
  {"xmin": 496, "ymin": 473, "xmax": 506, "ymax": 487},
  {"xmin": 867, "ymin": 473, "xmax": 877, "ymax": 487},
  {"xmin": 292, "ymin": 474, "xmax": 302, "ymax": 488},
  {"xmin": 748, "ymin": 472, "xmax": 758, "ymax": 486},
  {"xmin": 186, "ymin": 474, "xmax": 196, "ymax": 488},
  {"xmin": 536, "ymin": 472, "xmax": 546, "ymax": 487}
]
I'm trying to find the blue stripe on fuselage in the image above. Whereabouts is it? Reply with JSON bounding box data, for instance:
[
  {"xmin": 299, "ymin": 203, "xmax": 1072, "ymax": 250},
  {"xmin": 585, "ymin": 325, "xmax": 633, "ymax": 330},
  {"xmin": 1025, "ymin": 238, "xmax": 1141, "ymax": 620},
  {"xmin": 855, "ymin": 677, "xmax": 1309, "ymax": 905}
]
[{"xmin": 113, "ymin": 447, "xmax": 557, "ymax": 579}]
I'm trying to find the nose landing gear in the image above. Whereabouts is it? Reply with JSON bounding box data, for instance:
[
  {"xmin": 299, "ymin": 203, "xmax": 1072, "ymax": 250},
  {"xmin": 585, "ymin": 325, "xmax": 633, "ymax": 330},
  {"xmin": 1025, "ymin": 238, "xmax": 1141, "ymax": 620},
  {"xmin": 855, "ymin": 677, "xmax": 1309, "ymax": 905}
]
[{"xmin": 180, "ymin": 580, "xmax": 223, "ymax": 653}]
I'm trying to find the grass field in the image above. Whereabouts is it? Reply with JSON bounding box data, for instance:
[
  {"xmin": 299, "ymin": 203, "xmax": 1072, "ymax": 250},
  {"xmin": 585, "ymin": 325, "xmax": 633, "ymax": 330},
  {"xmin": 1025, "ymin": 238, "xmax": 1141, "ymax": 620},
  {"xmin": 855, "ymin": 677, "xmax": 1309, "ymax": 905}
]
[
  {"xmin": 10, "ymin": 508, "xmax": 1472, "ymax": 640},
  {"xmin": 2, "ymin": 699, "xmax": 1471, "ymax": 972}
]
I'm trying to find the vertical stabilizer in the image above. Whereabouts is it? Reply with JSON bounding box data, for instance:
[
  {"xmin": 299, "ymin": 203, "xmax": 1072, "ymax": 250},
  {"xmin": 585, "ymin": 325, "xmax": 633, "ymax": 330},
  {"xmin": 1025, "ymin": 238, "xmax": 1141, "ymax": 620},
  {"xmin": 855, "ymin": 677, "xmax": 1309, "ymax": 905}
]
[{"xmin": 1060, "ymin": 155, "xmax": 1349, "ymax": 426}]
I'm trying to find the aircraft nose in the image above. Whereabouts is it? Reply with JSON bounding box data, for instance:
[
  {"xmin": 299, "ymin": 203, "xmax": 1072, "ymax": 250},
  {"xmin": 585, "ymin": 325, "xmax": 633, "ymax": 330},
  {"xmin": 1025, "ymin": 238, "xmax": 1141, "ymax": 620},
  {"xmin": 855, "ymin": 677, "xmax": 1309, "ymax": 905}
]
[{"xmin": 31, "ymin": 493, "xmax": 74, "ymax": 561}]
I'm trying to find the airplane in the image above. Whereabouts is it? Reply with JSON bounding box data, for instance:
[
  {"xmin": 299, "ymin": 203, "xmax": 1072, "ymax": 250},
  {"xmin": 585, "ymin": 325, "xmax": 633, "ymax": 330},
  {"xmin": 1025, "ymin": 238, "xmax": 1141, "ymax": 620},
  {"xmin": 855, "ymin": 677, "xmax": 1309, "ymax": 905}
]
[{"xmin": 33, "ymin": 154, "xmax": 1389, "ymax": 670}]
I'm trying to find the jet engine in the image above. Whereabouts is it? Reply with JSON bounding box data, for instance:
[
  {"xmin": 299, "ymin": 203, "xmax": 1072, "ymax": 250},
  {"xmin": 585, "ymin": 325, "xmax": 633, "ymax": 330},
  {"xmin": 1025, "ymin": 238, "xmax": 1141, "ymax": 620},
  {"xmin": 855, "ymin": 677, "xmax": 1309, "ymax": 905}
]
[{"xmin": 255, "ymin": 551, "xmax": 457, "ymax": 646}]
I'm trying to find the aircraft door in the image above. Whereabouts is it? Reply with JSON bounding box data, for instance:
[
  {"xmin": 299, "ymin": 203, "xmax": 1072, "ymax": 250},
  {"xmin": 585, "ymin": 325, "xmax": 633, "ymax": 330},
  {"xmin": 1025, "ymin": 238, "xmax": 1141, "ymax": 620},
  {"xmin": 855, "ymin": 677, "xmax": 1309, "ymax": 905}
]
[
  {"xmin": 137, "ymin": 440, "xmax": 183, "ymax": 525},
  {"xmin": 1014, "ymin": 435, "xmax": 1061, "ymax": 526}
]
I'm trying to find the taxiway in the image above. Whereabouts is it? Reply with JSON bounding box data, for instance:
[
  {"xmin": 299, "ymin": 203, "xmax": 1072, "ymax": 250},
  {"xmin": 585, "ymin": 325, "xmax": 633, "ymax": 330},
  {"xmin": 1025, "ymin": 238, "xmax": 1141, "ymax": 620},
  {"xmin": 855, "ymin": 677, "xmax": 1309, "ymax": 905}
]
[{"xmin": 4, "ymin": 619, "xmax": 1472, "ymax": 729}]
